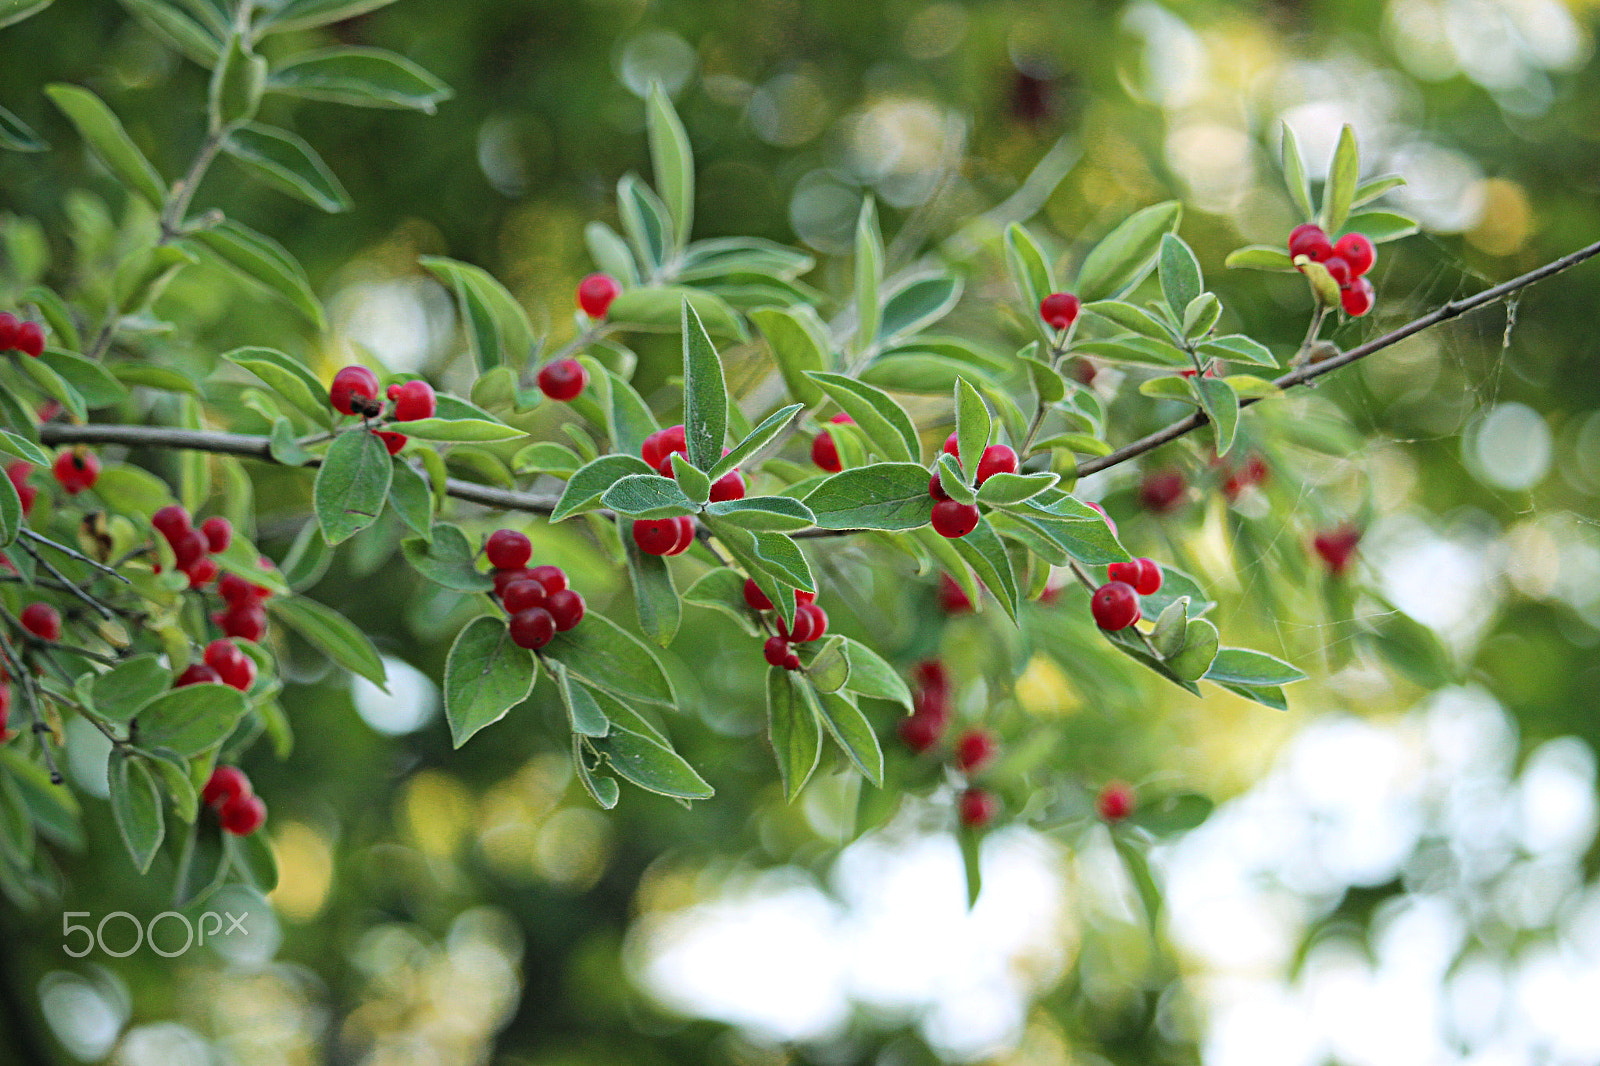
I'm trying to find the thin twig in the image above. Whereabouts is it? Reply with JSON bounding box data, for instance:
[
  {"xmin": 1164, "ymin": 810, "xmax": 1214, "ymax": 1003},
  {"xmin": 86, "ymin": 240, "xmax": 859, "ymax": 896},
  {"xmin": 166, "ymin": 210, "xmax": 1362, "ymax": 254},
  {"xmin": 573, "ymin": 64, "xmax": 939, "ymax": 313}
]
[
  {"xmin": 15, "ymin": 538, "xmax": 117, "ymax": 621},
  {"xmin": 0, "ymin": 631, "xmax": 62, "ymax": 784},
  {"xmin": 18, "ymin": 529, "xmax": 133, "ymax": 584}
]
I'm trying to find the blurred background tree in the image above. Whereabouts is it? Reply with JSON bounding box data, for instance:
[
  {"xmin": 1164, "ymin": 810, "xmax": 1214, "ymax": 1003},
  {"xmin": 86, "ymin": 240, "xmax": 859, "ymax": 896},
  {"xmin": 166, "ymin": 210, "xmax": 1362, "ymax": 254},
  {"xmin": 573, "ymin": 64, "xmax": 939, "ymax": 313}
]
[{"xmin": 3, "ymin": 0, "xmax": 1600, "ymax": 1063}]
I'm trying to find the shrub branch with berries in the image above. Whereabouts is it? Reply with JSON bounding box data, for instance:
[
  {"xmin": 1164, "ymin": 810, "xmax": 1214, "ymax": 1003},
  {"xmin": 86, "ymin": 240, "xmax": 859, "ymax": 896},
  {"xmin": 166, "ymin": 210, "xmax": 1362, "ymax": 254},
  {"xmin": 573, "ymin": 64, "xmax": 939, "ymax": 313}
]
[{"xmin": 0, "ymin": 0, "xmax": 1596, "ymax": 909}]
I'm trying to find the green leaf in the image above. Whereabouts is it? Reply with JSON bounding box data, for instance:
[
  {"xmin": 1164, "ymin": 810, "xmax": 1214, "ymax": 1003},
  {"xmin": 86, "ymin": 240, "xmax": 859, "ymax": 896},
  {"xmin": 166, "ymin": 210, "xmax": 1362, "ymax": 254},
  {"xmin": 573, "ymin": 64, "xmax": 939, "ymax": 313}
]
[
  {"xmin": 545, "ymin": 611, "xmax": 675, "ymax": 707},
  {"xmin": 668, "ymin": 453, "xmax": 711, "ymax": 505},
  {"xmin": 44, "ymin": 84, "xmax": 166, "ymax": 209},
  {"xmin": 24, "ymin": 286, "xmax": 78, "ymax": 351},
  {"xmin": 225, "ymin": 346, "xmax": 329, "ymax": 425},
  {"xmin": 617, "ymin": 172, "xmax": 670, "ymax": 273},
  {"xmin": 228, "ymin": 829, "xmax": 278, "ymax": 892},
  {"xmin": 1352, "ymin": 174, "xmax": 1406, "ymax": 208},
  {"xmin": 607, "ymin": 285, "xmax": 746, "ymax": 340},
  {"xmin": 750, "ymin": 306, "xmax": 828, "ymax": 406},
  {"xmin": 976, "ymin": 472, "xmax": 1057, "ymax": 506},
  {"xmin": 954, "ymin": 377, "xmax": 990, "ymax": 474},
  {"xmin": 1075, "ymin": 200, "xmax": 1182, "ymax": 302},
  {"xmin": 681, "ymin": 235, "xmax": 815, "ymax": 279},
  {"xmin": 108, "ymin": 751, "xmax": 164, "ymax": 874},
  {"xmin": 259, "ymin": 0, "xmax": 400, "ymax": 34},
  {"xmin": 1340, "ymin": 211, "xmax": 1419, "ymax": 244},
  {"xmin": 173, "ymin": 819, "xmax": 228, "ymax": 908},
  {"xmin": 17, "ymin": 353, "xmax": 87, "ymax": 421},
  {"xmin": 681, "ymin": 567, "xmax": 761, "ymax": 635},
  {"xmin": 593, "ymin": 366, "xmax": 659, "ymax": 458},
  {"xmin": 550, "ymin": 454, "xmax": 657, "ymax": 522},
  {"xmin": 1167, "ymin": 618, "xmax": 1219, "ymax": 681},
  {"xmin": 1158, "ymin": 234, "xmax": 1203, "ymax": 319},
  {"xmin": 1183, "ymin": 292, "xmax": 1221, "ymax": 339},
  {"xmin": 91, "ymin": 655, "xmax": 171, "ymax": 722},
  {"xmin": 646, "ymin": 82, "xmax": 693, "ymax": 248},
  {"xmin": 949, "ymin": 517, "xmax": 1020, "ymax": 623},
  {"xmin": 116, "ymin": 0, "xmax": 222, "ymax": 67},
  {"xmin": 805, "ymin": 372, "xmax": 919, "ymax": 463},
  {"xmin": 136, "ymin": 684, "xmax": 249, "ymax": 757},
  {"xmin": 837, "ymin": 638, "xmax": 912, "ymax": 711},
  {"xmin": 0, "ymin": 429, "xmax": 50, "ymax": 465},
  {"xmin": 1150, "ymin": 597, "xmax": 1189, "ymax": 659},
  {"xmin": 1220, "ymin": 682, "xmax": 1288, "ymax": 710},
  {"xmin": 188, "ymin": 220, "xmax": 324, "ymax": 330},
  {"xmin": 387, "ymin": 457, "xmax": 433, "ymax": 540},
  {"xmin": 573, "ymin": 737, "xmax": 621, "ymax": 809},
  {"xmin": 144, "ymin": 748, "xmax": 196, "ymax": 824},
  {"xmin": 1140, "ymin": 375, "xmax": 1200, "ymax": 405},
  {"xmin": 1203, "ymin": 648, "xmax": 1307, "ymax": 687},
  {"xmin": 1195, "ymin": 376, "xmax": 1240, "ymax": 457},
  {"xmin": 937, "ymin": 453, "xmax": 974, "ymax": 503},
  {"xmin": 0, "ymin": 463, "xmax": 21, "ymax": 548},
  {"xmin": 750, "ymin": 530, "xmax": 813, "ymax": 591},
  {"xmin": 959, "ymin": 822, "xmax": 983, "ymax": 908},
  {"xmin": 592, "ymin": 722, "xmax": 713, "ymax": 800},
  {"xmin": 622, "ymin": 515, "xmax": 681, "ymax": 647},
  {"xmin": 268, "ymin": 47, "xmax": 452, "ymax": 113},
  {"xmin": 1004, "ymin": 222, "xmax": 1054, "ymax": 324},
  {"xmin": 681, "ymin": 299, "xmax": 727, "ymax": 469},
  {"xmin": 1083, "ymin": 299, "xmax": 1175, "ymax": 342},
  {"xmin": 1365, "ymin": 605, "xmax": 1455, "ymax": 689},
  {"xmin": 0, "ymin": 101, "xmax": 46, "ymax": 152},
  {"xmin": 224, "ymin": 122, "xmax": 351, "ymax": 212},
  {"xmin": 805, "ymin": 462, "xmax": 934, "ymax": 531},
  {"xmin": 1281, "ymin": 122, "xmax": 1314, "ymax": 220},
  {"xmin": 1130, "ymin": 792, "xmax": 1215, "ymax": 835},
  {"xmin": 710, "ymin": 403, "xmax": 802, "ymax": 482},
  {"xmin": 879, "ymin": 276, "xmax": 962, "ymax": 342},
  {"xmin": 585, "ymin": 221, "xmax": 638, "ymax": 286},
  {"xmin": 419, "ymin": 255, "xmax": 536, "ymax": 371},
  {"xmin": 210, "ymin": 32, "xmax": 266, "ymax": 128},
  {"xmin": 1223, "ymin": 245, "xmax": 1296, "ymax": 272},
  {"xmin": 401, "ymin": 522, "xmax": 493, "ymax": 591},
  {"xmin": 815, "ymin": 689, "xmax": 883, "ymax": 785},
  {"xmin": 393, "ymin": 416, "xmax": 525, "ymax": 442},
  {"xmin": 1073, "ymin": 336, "xmax": 1190, "ymax": 368},
  {"xmin": 556, "ymin": 668, "xmax": 609, "ymax": 738},
  {"xmin": 1198, "ymin": 334, "xmax": 1279, "ymax": 368},
  {"xmin": 39, "ymin": 349, "xmax": 129, "ymax": 408},
  {"xmin": 601, "ymin": 473, "xmax": 695, "ymax": 518},
  {"xmin": 92, "ymin": 464, "xmax": 175, "ymax": 516},
  {"xmin": 314, "ymin": 428, "xmax": 391, "ymax": 544},
  {"xmin": 443, "ymin": 615, "xmax": 538, "ymax": 747},
  {"xmin": 1113, "ymin": 835, "xmax": 1164, "ymax": 935},
  {"xmin": 704, "ymin": 496, "xmax": 816, "ymax": 532},
  {"xmin": 269, "ymin": 595, "xmax": 388, "ymax": 688},
  {"xmin": 854, "ymin": 197, "xmax": 883, "ymax": 352},
  {"xmin": 1021, "ymin": 352, "xmax": 1066, "ymax": 405},
  {"xmin": 1320, "ymin": 124, "xmax": 1359, "ymax": 234},
  {"xmin": 767, "ymin": 667, "xmax": 822, "ymax": 800},
  {"xmin": 802, "ymin": 635, "xmax": 850, "ymax": 693},
  {"xmin": 512, "ymin": 441, "xmax": 582, "ymax": 476},
  {"xmin": 862, "ymin": 354, "xmax": 991, "ymax": 395},
  {"xmin": 0, "ymin": 0, "xmax": 55, "ymax": 31}
]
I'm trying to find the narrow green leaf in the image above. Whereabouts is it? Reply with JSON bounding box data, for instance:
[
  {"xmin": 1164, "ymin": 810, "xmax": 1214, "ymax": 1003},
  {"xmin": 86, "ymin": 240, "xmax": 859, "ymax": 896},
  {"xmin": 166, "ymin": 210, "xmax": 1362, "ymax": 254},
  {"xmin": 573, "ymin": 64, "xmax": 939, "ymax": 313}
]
[
  {"xmin": 601, "ymin": 473, "xmax": 696, "ymax": 518},
  {"xmin": 268, "ymin": 47, "xmax": 452, "ymax": 113},
  {"xmin": 607, "ymin": 285, "xmax": 746, "ymax": 340},
  {"xmin": 550, "ymin": 454, "xmax": 656, "ymax": 522},
  {"xmin": 681, "ymin": 299, "xmax": 727, "ymax": 470},
  {"xmin": 91, "ymin": 655, "xmax": 171, "ymax": 722},
  {"xmin": 136, "ymin": 684, "xmax": 249, "ymax": 757},
  {"xmin": 419, "ymin": 255, "xmax": 536, "ymax": 370},
  {"xmin": 0, "ymin": 0, "xmax": 55, "ymax": 31},
  {"xmin": 1183, "ymin": 292, "xmax": 1221, "ymax": 339},
  {"xmin": 393, "ymin": 416, "xmax": 526, "ymax": 442},
  {"xmin": 837, "ymin": 638, "xmax": 912, "ymax": 710},
  {"xmin": 593, "ymin": 723, "xmax": 713, "ymax": 799},
  {"xmin": 815, "ymin": 689, "xmax": 883, "ymax": 786},
  {"xmin": 1004, "ymin": 222, "xmax": 1054, "ymax": 324},
  {"xmin": 1281, "ymin": 122, "xmax": 1314, "ymax": 220},
  {"xmin": 1083, "ymin": 299, "xmax": 1176, "ymax": 342},
  {"xmin": 1158, "ymin": 234, "xmax": 1203, "ymax": 319},
  {"xmin": 1198, "ymin": 334, "xmax": 1278, "ymax": 368},
  {"xmin": 1195, "ymin": 375, "xmax": 1240, "ymax": 457},
  {"xmin": 387, "ymin": 457, "xmax": 433, "ymax": 539},
  {"xmin": 225, "ymin": 346, "xmax": 329, "ymax": 425},
  {"xmin": 259, "ymin": 0, "xmax": 401, "ymax": 32},
  {"xmin": 0, "ymin": 101, "xmax": 46, "ymax": 152},
  {"xmin": 647, "ymin": 82, "xmax": 693, "ymax": 248},
  {"xmin": 512, "ymin": 441, "xmax": 583, "ymax": 476},
  {"xmin": 750, "ymin": 306, "xmax": 828, "ymax": 406},
  {"xmin": 703, "ymin": 496, "xmax": 816, "ymax": 533},
  {"xmin": 937, "ymin": 452, "xmax": 975, "ymax": 504},
  {"xmin": 621, "ymin": 515, "xmax": 681, "ymax": 646},
  {"xmin": 188, "ymin": 221, "xmax": 324, "ymax": 329},
  {"xmin": 1021, "ymin": 352, "xmax": 1066, "ymax": 405},
  {"xmin": 617, "ymin": 173, "xmax": 669, "ymax": 273},
  {"xmin": 1075, "ymin": 200, "xmax": 1182, "ymax": 302},
  {"xmin": 1320, "ymin": 124, "xmax": 1359, "ymax": 234},
  {"xmin": 1129, "ymin": 792, "xmax": 1215, "ymax": 835},
  {"xmin": 1223, "ymin": 245, "xmax": 1296, "ymax": 272},
  {"xmin": 805, "ymin": 371, "xmax": 919, "ymax": 463},
  {"xmin": 210, "ymin": 32, "xmax": 266, "ymax": 128},
  {"xmin": 544, "ymin": 611, "xmax": 675, "ymax": 706},
  {"xmin": 1150, "ymin": 597, "xmax": 1189, "ymax": 659},
  {"xmin": 573, "ymin": 737, "xmax": 621, "ymax": 809},
  {"xmin": 40, "ymin": 349, "xmax": 128, "ymax": 408},
  {"xmin": 0, "ymin": 465, "xmax": 19, "ymax": 547},
  {"xmin": 954, "ymin": 377, "xmax": 990, "ymax": 475},
  {"xmin": 444, "ymin": 615, "xmax": 537, "ymax": 747},
  {"xmin": 269, "ymin": 596, "xmax": 388, "ymax": 687},
  {"xmin": 1351, "ymin": 174, "xmax": 1406, "ymax": 208},
  {"xmin": 45, "ymin": 84, "xmax": 166, "ymax": 209},
  {"xmin": 1167, "ymin": 618, "xmax": 1219, "ymax": 681},
  {"xmin": 223, "ymin": 122, "xmax": 351, "ymax": 212},
  {"xmin": 109, "ymin": 752, "xmax": 164, "ymax": 874},
  {"xmin": 556, "ymin": 669, "xmax": 610, "ymax": 738},
  {"xmin": 117, "ymin": 0, "xmax": 222, "ymax": 67},
  {"xmin": 959, "ymin": 824, "xmax": 982, "ymax": 908},
  {"xmin": 669, "ymin": 453, "xmax": 711, "ymax": 505},
  {"xmin": 681, "ymin": 567, "xmax": 762, "ymax": 635},
  {"xmin": 805, "ymin": 462, "xmax": 934, "ymax": 531},
  {"xmin": 854, "ymin": 197, "xmax": 883, "ymax": 352},
  {"xmin": 585, "ymin": 221, "xmax": 638, "ymax": 286},
  {"xmin": 710, "ymin": 403, "xmax": 802, "ymax": 482},
  {"xmin": 1340, "ymin": 211, "xmax": 1419, "ymax": 244},
  {"xmin": 976, "ymin": 472, "xmax": 1057, "ymax": 506},
  {"xmin": 767, "ymin": 667, "xmax": 822, "ymax": 800},
  {"xmin": 879, "ymin": 276, "xmax": 962, "ymax": 342},
  {"xmin": 228, "ymin": 830, "xmax": 278, "ymax": 892},
  {"xmin": 1073, "ymin": 336, "xmax": 1191, "ymax": 368},
  {"xmin": 401, "ymin": 522, "xmax": 493, "ymax": 591},
  {"xmin": 1203, "ymin": 648, "xmax": 1307, "ymax": 686},
  {"xmin": 0, "ymin": 429, "xmax": 50, "ymax": 465},
  {"xmin": 949, "ymin": 517, "xmax": 1020, "ymax": 623},
  {"xmin": 313, "ymin": 429, "xmax": 391, "ymax": 544}
]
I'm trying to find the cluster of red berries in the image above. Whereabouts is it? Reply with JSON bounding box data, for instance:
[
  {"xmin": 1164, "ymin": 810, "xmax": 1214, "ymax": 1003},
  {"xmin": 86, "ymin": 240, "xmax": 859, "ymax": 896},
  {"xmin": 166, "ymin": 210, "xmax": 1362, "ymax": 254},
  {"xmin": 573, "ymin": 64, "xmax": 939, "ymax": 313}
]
[
  {"xmin": 1288, "ymin": 225, "xmax": 1377, "ymax": 317},
  {"xmin": 1312, "ymin": 523, "xmax": 1362, "ymax": 575},
  {"xmin": 485, "ymin": 529, "xmax": 586, "ymax": 650},
  {"xmin": 0, "ymin": 312, "xmax": 46, "ymax": 357},
  {"xmin": 201, "ymin": 765, "xmax": 266, "ymax": 835},
  {"xmin": 745, "ymin": 579, "xmax": 828, "ymax": 670},
  {"xmin": 1090, "ymin": 557, "xmax": 1163, "ymax": 631},
  {"xmin": 175, "ymin": 638, "xmax": 257, "ymax": 692},
  {"xmin": 50, "ymin": 448, "xmax": 101, "ymax": 495},
  {"xmin": 898, "ymin": 659, "xmax": 953, "ymax": 753},
  {"xmin": 929, "ymin": 435, "xmax": 1018, "ymax": 539},
  {"xmin": 630, "ymin": 424, "xmax": 748, "ymax": 557},
  {"xmin": 151, "ymin": 505, "xmax": 237, "ymax": 591},
  {"xmin": 329, "ymin": 366, "xmax": 438, "ymax": 455}
]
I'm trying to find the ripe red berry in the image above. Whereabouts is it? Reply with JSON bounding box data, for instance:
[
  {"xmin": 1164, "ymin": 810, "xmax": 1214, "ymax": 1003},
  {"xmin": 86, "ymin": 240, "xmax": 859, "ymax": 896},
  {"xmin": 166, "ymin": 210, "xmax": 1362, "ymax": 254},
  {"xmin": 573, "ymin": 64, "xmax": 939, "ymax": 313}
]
[
  {"xmin": 938, "ymin": 572, "xmax": 973, "ymax": 613},
  {"xmin": 386, "ymin": 383, "xmax": 403, "ymax": 401},
  {"xmin": 486, "ymin": 529, "xmax": 533, "ymax": 570},
  {"xmin": 898, "ymin": 713, "xmax": 943, "ymax": 753},
  {"xmin": 743, "ymin": 578, "xmax": 773, "ymax": 611},
  {"xmin": 1341, "ymin": 276, "xmax": 1375, "ymax": 317},
  {"xmin": 0, "ymin": 685, "xmax": 9, "ymax": 741},
  {"xmin": 185, "ymin": 556, "xmax": 218, "ymax": 589},
  {"xmin": 763, "ymin": 635, "xmax": 790, "ymax": 667},
  {"xmin": 1108, "ymin": 557, "xmax": 1162, "ymax": 596},
  {"xmin": 931, "ymin": 499, "xmax": 980, "ymax": 539},
  {"xmin": 794, "ymin": 589, "xmax": 816, "ymax": 605},
  {"xmin": 546, "ymin": 589, "xmax": 586, "ymax": 631},
  {"xmin": 219, "ymin": 793, "xmax": 267, "ymax": 835},
  {"xmin": 668, "ymin": 515, "xmax": 696, "ymax": 555},
  {"xmin": 537, "ymin": 359, "xmax": 589, "ymax": 402},
  {"xmin": 811, "ymin": 414, "xmax": 854, "ymax": 473},
  {"xmin": 217, "ymin": 571, "xmax": 255, "ymax": 606},
  {"xmin": 20, "ymin": 602, "xmax": 60, "ymax": 642},
  {"xmin": 175, "ymin": 662, "xmax": 222, "ymax": 687},
  {"xmin": 912, "ymin": 659, "xmax": 950, "ymax": 697},
  {"xmin": 1287, "ymin": 223, "xmax": 1333, "ymax": 262},
  {"xmin": 202, "ymin": 765, "xmax": 251, "ymax": 808},
  {"xmin": 215, "ymin": 603, "xmax": 267, "ymax": 642},
  {"xmin": 929, "ymin": 472, "xmax": 951, "ymax": 501},
  {"xmin": 491, "ymin": 567, "xmax": 536, "ymax": 599},
  {"xmin": 172, "ymin": 528, "xmax": 207, "ymax": 569},
  {"xmin": 576, "ymin": 273, "xmax": 621, "ymax": 318},
  {"xmin": 1097, "ymin": 781, "xmax": 1135, "ymax": 822},
  {"xmin": 1139, "ymin": 469, "xmax": 1187, "ymax": 514},
  {"xmin": 528, "ymin": 564, "xmax": 567, "ymax": 595},
  {"xmin": 709, "ymin": 470, "xmax": 746, "ymax": 502},
  {"xmin": 954, "ymin": 729, "xmax": 998, "ymax": 774},
  {"xmin": 642, "ymin": 425, "xmax": 688, "ymax": 469},
  {"xmin": 5, "ymin": 462, "xmax": 34, "ymax": 516},
  {"xmin": 943, "ymin": 431, "xmax": 960, "ymax": 457},
  {"xmin": 0, "ymin": 313, "xmax": 16, "ymax": 350},
  {"xmin": 14, "ymin": 321, "xmax": 44, "ymax": 357},
  {"xmin": 1313, "ymin": 524, "xmax": 1362, "ymax": 575},
  {"xmin": 1333, "ymin": 232, "xmax": 1375, "ymax": 276},
  {"xmin": 204, "ymin": 639, "xmax": 256, "ymax": 691},
  {"xmin": 1085, "ymin": 500, "xmax": 1117, "ymax": 536},
  {"xmin": 794, "ymin": 603, "xmax": 827, "ymax": 642},
  {"xmin": 152, "ymin": 505, "xmax": 191, "ymax": 541},
  {"xmin": 1040, "ymin": 292, "xmax": 1081, "ymax": 331},
  {"xmin": 1090, "ymin": 581, "xmax": 1140, "ymax": 630},
  {"xmin": 959, "ymin": 788, "xmax": 999, "ymax": 829},
  {"xmin": 329, "ymin": 365, "xmax": 380, "ymax": 416},
  {"xmin": 51, "ymin": 449, "xmax": 100, "ymax": 494},
  {"xmin": 392, "ymin": 379, "xmax": 437, "ymax": 422},
  {"xmin": 632, "ymin": 518, "xmax": 680, "ymax": 556},
  {"xmin": 201, "ymin": 516, "xmax": 233, "ymax": 554},
  {"xmin": 501, "ymin": 578, "xmax": 547, "ymax": 614},
  {"xmin": 374, "ymin": 430, "xmax": 407, "ymax": 455},
  {"xmin": 509, "ymin": 607, "xmax": 556, "ymax": 649},
  {"xmin": 975, "ymin": 445, "xmax": 1018, "ymax": 486},
  {"xmin": 1323, "ymin": 255, "xmax": 1352, "ymax": 288}
]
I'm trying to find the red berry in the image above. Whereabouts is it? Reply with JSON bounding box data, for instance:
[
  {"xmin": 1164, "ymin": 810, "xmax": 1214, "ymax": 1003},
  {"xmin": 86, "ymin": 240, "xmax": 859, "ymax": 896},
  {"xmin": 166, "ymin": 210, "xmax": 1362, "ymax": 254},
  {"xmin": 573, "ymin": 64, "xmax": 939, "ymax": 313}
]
[
  {"xmin": 743, "ymin": 578, "xmax": 773, "ymax": 611},
  {"xmin": 657, "ymin": 453, "xmax": 680, "ymax": 478},
  {"xmin": 1085, "ymin": 501, "xmax": 1117, "ymax": 536},
  {"xmin": 546, "ymin": 589, "xmax": 585, "ymax": 631},
  {"xmin": 667, "ymin": 515, "xmax": 696, "ymax": 555},
  {"xmin": 1139, "ymin": 469, "xmax": 1187, "ymax": 515},
  {"xmin": 783, "ymin": 649, "xmax": 801, "ymax": 670},
  {"xmin": 943, "ymin": 431, "xmax": 960, "ymax": 457},
  {"xmin": 1287, "ymin": 223, "xmax": 1333, "ymax": 262},
  {"xmin": 577, "ymin": 273, "xmax": 621, "ymax": 318},
  {"xmin": 173, "ymin": 528, "xmax": 207, "ymax": 569},
  {"xmin": 392, "ymin": 379, "xmax": 437, "ymax": 422},
  {"xmin": 0, "ymin": 684, "xmax": 9, "ymax": 741},
  {"xmin": 929, "ymin": 472, "xmax": 950, "ymax": 501},
  {"xmin": 20, "ymin": 602, "xmax": 60, "ymax": 642},
  {"xmin": 1313, "ymin": 524, "xmax": 1362, "ymax": 575},
  {"xmin": 1341, "ymin": 276, "xmax": 1375, "ymax": 317},
  {"xmin": 501, "ymin": 579, "xmax": 547, "ymax": 614},
  {"xmin": 1090, "ymin": 581, "xmax": 1140, "ymax": 630},
  {"xmin": 898, "ymin": 713, "xmax": 943, "ymax": 753},
  {"xmin": 215, "ymin": 603, "xmax": 267, "ymax": 642},
  {"xmin": 219, "ymin": 793, "xmax": 267, "ymax": 835},
  {"xmin": 938, "ymin": 572, "xmax": 973, "ymax": 613},
  {"xmin": 1108, "ymin": 557, "xmax": 1161, "ymax": 596},
  {"xmin": 509, "ymin": 607, "xmax": 556, "ymax": 649},
  {"xmin": 51, "ymin": 449, "xmax": 100, "ymax": 494},
  {"xmin": 491, "ymin": 567, "xmax": 535, "ymax": 598},
  {"xmin": 632, "ymin": 518, "xmax": 680, "ymax": 556},
  {"xmin": 959, "ymin": 788, "xmax": 999, "ymax": 829},
  {"xmin": 975, "ymin": 445, "xmax": 1018, "ymax": 486},
  {"xmin": 709, "ymin": 470, "xmax": 746, "ymax": 502},
  {"xmin": 204, "ymin": 639, "xmax": 255, "ymax": 691},
  {"xmin": 763, "ymin": 636, "xmax": 790, "ymax": 667},
  {"xmin": 1039, "ymin": 292, "xmax": 1081, "ymax": 331},
  {"xmin": 793, "ymin": 603, "xmax": 827, "ymax": 642},
  {"xmin": 641, "ymin": 425, "xmax": 687, "ymax": 470},
  {"xmin": 14, "ymin": 321, "xmax": 44, "ymax": 358},
  {"xmin": 486, "ymin": 529, "xmax": 533, "ymax": 570},
  {"xmin": 374, "ymin": 430, "xmax": 407, "ymax": 455},
  {"xmin": 201, "ymin": 516, "xmax": 232, "ymax": 554},
  {"xmin": 386, "ymin": 383, "xmax": 403, "ymax": 401},
  {"xmin": 954, "ymin": 729, "xmax": 998, "ymax": 774},
  {"xmin": 185, "ymin": 556, "xmax": 218, "ymax": 589},
  {"xmin": 329, "ymin": 365, "xmax": 380, "ymax": 416},
  {"xmin": 175, "ymin": 662, "xmax": 222, "ymax": 687},
  {"xmin": 202, "ymin": 765, "xmax": 251, "ymax": 808},
  {"xmin": 794, "ymin": 589, "xmax": 816, "ymax": 605},
  {"xmin": 152, "ymin": 505, "xmax": 191, "ymax": 541},
  {"xmin": 5, "ymin": 462, "xmax": 34, "ymax": 517},
  {"xmin": 1070, "ymin": 357, "xmax": 1097, "ymax": 386},
  {"xmin": 912, "ymin": 659, "xmax": 950, "ymax": 696},
  {"xmin": 0, "ymin": 313, "xmax": 16, "ymax": 350},
  {"xmin": 1097, "ymin": 781, "xmax": 1135, "ymax": 822},
  {"xmin": 537, "ymin": 359, "xmax": 588, "ymax": 402},
  {"xmin": 1333, "ymin": 232, "xmax": 1375, "ymax": 276},
  {"xmin": 1323, "ymin": 256, "xmax": 1352, "ymax": 288},
  {"xmin": 217, "ymin": 571, "xmax": 255, "ymax": 606},
  {"xmin": 931, "ymin": 500, "xmax": 980, "ymax": 539},
  {"xmin": 811, "ymin": 430, "xmax": 842, "ymax": 472}
]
